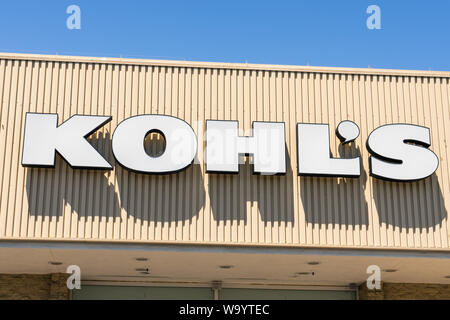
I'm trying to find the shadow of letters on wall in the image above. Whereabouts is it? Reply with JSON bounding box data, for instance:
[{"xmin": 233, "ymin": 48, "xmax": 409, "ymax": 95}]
[{"xmin": 25, "ymin": 125, "xmax": 447, "ymax": 229}]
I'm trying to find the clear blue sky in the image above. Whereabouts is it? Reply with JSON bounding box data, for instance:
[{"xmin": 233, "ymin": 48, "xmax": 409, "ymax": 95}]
[{"xmin": 1, "ymin": 1, "xmax": 449, "ymax": 70}]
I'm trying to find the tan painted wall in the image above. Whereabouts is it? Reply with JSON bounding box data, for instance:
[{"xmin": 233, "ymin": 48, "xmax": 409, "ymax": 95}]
[
  {"xmin": 0, "ymin": 53, "xmax": 449, "ymax": 249},
  {"xmin": 0, "ymin": 273, "xmax": 69, "ymax": 300}
]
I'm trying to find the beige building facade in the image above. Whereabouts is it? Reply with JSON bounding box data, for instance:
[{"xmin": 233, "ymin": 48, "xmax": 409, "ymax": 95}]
[{"xmin": 0, "ymin": 53, "xmax": 449, "ymax": 299}]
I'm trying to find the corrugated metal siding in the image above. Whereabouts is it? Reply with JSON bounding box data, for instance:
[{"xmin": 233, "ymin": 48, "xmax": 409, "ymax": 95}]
[{"xmin": 0, "ymin": 55, "xmax": 449, "ymax": 249}]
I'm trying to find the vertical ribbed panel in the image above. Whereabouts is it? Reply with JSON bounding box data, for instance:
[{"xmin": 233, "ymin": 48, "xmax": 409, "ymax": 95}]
[{"xmin": 0, "ymin": 56, "xmax": 449, "ymax": 249}]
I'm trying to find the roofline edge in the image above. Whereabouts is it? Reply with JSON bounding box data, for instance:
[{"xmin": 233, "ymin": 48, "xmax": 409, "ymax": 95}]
[{"xmin": 1, "ymin": 52, "xmax": 450, "ymax": 78}]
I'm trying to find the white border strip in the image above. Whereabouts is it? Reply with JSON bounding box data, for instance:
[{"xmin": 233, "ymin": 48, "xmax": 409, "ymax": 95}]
[
  {"xmin": 1, "ymin": 240, "xmax": 449, "ymax": 259},
  {"xmin": 1, "ymin": 52, "xmax": 450, "ymax": 78}
]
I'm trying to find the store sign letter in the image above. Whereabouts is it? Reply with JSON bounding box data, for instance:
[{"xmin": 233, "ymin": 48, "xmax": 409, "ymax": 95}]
[
  {"xmin": 297, "ymin": 123, "xmax": 360, "ymax": 177},
  {"xmin": 22, "ymin": 113, "xmax": 112, "ymax": 169},
  {"xmin": 112, "ymin": 115, "xmax": 197, "ymax": 174},
  {"xmin": 21, "ymin": 113, "xmax": 439, "ymax": 182},
  {"xmin": 366, "ymin": 124, "xmax": 439, "ymax": 181},
  {"xmin": 206, "ymin": 120, "xmax": 286, "ymax": 175}
]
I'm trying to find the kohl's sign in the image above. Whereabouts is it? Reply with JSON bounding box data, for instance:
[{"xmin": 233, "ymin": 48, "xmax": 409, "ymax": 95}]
[{"xmin": 21, "ymin": 113, "xmax": 439, "ymax": 182}]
